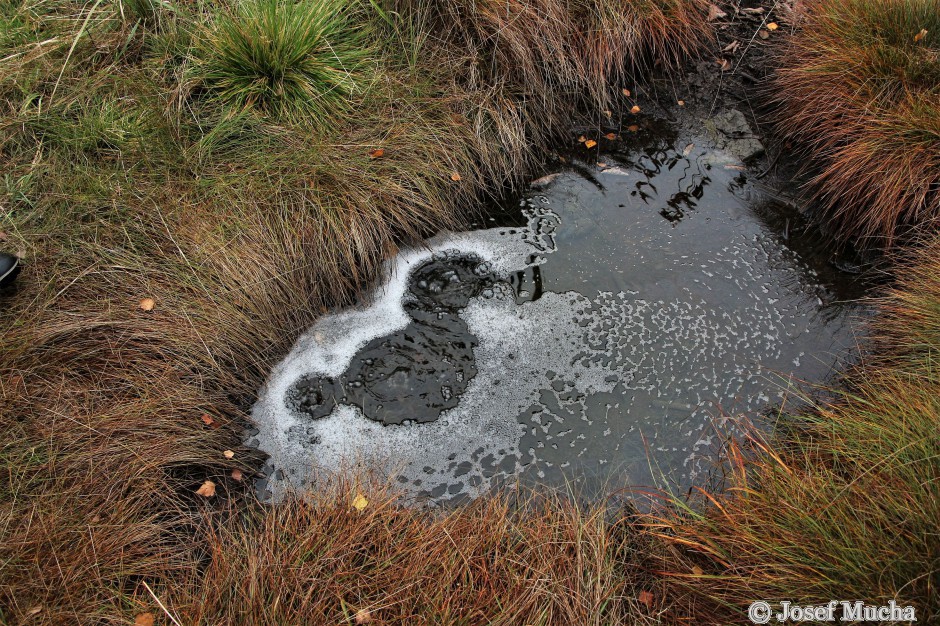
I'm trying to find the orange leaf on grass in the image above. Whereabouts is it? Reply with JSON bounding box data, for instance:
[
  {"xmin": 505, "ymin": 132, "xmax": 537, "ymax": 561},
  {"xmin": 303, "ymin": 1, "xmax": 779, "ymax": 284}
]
[
  {"xmin": 135, "ymin": 613, "xmax": 155, "ymax": 626},
  {"xmin": 368, "ymin": 148, "xmax": 385, "ymax": 159},
  {"xmin": 584, "ymin": 139, "xmax": 597, "ymax": 149},
  {"xmin": 138, "ymin": 297, "xmax": 155, "ymax": 312},
  {"xmin": 223, "ymin": 449, "xmax": 235, "ymax": 459},
  {"xmin": 231, "ymin": 469, "xmax": 243, "ymax": 481},
  {"xmin": 914, "ymin": 29, "xmax": 928, "ymax": 42},
  {"xmin": 767, "ymin": 22, "xmax": 779, "ymax": 31},
  {"xmin": 450, "ymin": 172, "xmax": 462, "ymax": 181},
  {"xmin": 604, "ymin": 132, "xmax": 617, "ymax": 140},
  {"xmin": 638, "ymin": 590, "xmax": 654, "ymax": 609},
  {"xmin": 195, "ymin": 480, "xmax": 216, "ymax": 497},
  {"xmin": 630, "ymin": 105, "xmax": 641, "ymax": 114}
]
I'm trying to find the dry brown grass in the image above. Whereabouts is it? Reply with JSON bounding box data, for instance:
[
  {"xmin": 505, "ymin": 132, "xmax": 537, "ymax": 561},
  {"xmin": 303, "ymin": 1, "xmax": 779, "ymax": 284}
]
[
  {"xmin": 771, "ymin": 0, "xmax": 940, "ymax": 247},
  {"xmin": 0, "ymin": 0, "xmax": 709, "ymax": 622}
]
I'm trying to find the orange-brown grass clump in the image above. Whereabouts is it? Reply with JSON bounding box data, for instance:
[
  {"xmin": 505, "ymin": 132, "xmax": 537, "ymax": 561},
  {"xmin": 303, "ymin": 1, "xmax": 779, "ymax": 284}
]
[
  {"xmin": 0, "ymin": 0, "xmax": 708, "ymax": 622},
  {"xmin": 647, "ymin": 235, "xmax": 940, "ymax": 623},
  {"xmin": 166, "ymin": 482, "xmax": 662, "ymax": 624},
  {"xmin": 771, "ymin": 0, "xmax": 940, "ymax": 247}
]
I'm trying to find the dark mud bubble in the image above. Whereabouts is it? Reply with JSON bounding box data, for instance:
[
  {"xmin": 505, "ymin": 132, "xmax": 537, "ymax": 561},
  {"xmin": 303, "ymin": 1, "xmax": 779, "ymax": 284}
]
[{"xmin": 286, "ymin": 253, "xmax": 497, "ymax": 426}]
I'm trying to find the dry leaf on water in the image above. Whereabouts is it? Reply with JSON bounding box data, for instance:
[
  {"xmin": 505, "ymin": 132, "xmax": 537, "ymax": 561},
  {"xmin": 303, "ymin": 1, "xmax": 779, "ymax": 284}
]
[
  {"xmin": 630, "ymin": 105, "xmax": 641, "ymax": 114},
  {"xmin": 638, "ymin": 590, "xmax": 654, "ymax": 609},
  {"xmin": 223, "ymin": 449, "xmax": 235, "ymax": 459},
  {"xmin": 195, "ymin": 480, "xmax": 216, "ymax": 497},
  {"xmin": 450, "ymin": 172, "xmax": 462, "ymax": 181},
  {"xmin": 231, "ymin": 469, "xmax": 243, "ymax": 482},
  {"xmin": 368, "ymin": 148, "xmax": 385, "ymax": 159},
  {"xmin": 914, "ymin": 28, "xmax": 928, "ymax": 42},
  {"xmin": 352, "ymin": 493, "xmax": 368, "ymax": 511},
  {"xmin": 354, "ymin": 609, "xmax": 373, "ymax": 624},
  {"xmin": 683, "ymin": 143, "xmax": 695, "ymax": 156},
  {"xmin": 584, "ymin": 139, "xmax": 597, "ymax": 149},
  {"xmin": 138, "ymin": 297, "xmax": 155, "ymax": 312},
  {"xmin": 135, "ymin": 613, "xmax": 155, "ymax": 626}
]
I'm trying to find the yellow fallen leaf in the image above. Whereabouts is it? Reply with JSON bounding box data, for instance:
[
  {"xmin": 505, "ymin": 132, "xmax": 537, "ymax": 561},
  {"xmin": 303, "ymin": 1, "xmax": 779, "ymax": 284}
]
[
  {"xmin": 767, "ymin": 22, "xmax": 779, "ymax": 31},
  {"xmin": 450, "ymin": 172, "xmax": 462, "ymax": 181},
  {"xmin": 584, "ymin": 139, "xmax": 597, "ymax": 149},
  {"xmin": 139, "ymin": 297, "xmax": 155, "ymax": 312},
  {"xmin": 352, "ymin": 493, "xmax": 368, "ymax": 512},
  {"xmin": 630, "ymin": 105, "xmax": 641, "ymax": 114},
  {"xmin": 231, "ymin": 469, "xmax": 243, "ymax": 481},
  {"xmin": 223, "ymin": 449, "xmax": 235, "ymax": 459},
  {"xmin": 135, "ymin": 613, "xmax": 155, "ymax": 626},
  {"xmin": 195, "ymin": 480, "xmax": 216, "ymax": 497},
  {"xmin": 621, "ymin": 88, "xmax": 631, "ymax": 97},
  {"xmin": 914, "ymin": 28, "xmax": 928, "ymax": 42},
  {"xmin": 354, "ymin": 608, "xmax": 373, "ymax": 624}
]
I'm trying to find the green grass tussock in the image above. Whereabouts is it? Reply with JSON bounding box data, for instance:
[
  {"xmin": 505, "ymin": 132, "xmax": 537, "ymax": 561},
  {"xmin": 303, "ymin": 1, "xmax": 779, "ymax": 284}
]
[
  {"xmin": 771, "ymin": 0, "xmax": 940, "ymax": 247},
  {"xmin": 192, "ymin": 0, "xmax": 373, "ymax": 125}
]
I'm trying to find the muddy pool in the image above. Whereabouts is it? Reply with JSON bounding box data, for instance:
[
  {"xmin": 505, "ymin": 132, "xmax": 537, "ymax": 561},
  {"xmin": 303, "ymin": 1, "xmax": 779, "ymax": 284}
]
[{"xmin": 248, "ymin": 115, "xmax": 869, "ymax": 502}]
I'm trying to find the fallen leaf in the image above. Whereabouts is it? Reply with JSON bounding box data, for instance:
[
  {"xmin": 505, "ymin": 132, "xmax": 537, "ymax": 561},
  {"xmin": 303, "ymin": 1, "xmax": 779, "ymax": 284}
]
[
  {"xmin": 352, "ymin": 493, "xmax": 368, "ymax": 512},
  {"xmin": 603, "ymin": 109, "xmax": 612, "ymax": 118},
  {"xmin": 200, "ymin": 413, "xmax": 217, "ymax": 428},
  {"xmin": 584, "ymin": 139, "xmax": 597, "ymax": 149},
  {"xmin": 27, "ymin": 605, "xmax": 42, "ymax": 616},
  {"xmin": 627, "ymin": 124, "xmax": 639, "ymax": 132},
  {"xmin": 723, "ymin": 40, "xmax": 740, "ymax": 52},
  {"xmin": 683, "ymin": 143, "xmax": 695, "ymax": 156},
  {"xmin": 759, "ymin": 30, "xmax": 769, "ymax": 39},
  {"xmin": 354, "ymin": 609, "xmax": 373, "ymax": 624},
  {"xmin": 707, "ymin": 4, "xmax": 727, "ymax": 21},
  {"xmin": 914, "ymin": 28, "xmax": 928, "ymax": 42},
  {"xmin": 638, "ymin": 590, "xmax": 654, "ymax": 609},
  {"xmin": 717, "ymin": 58, "xmax": 732, "ymax": 71},
  {"xmin": 630, "ymin": 105, "xmax": 641, "ymax": 114},
  {"xmin": 767, "ymin": 22, "xmax": 779, "ymax": 31},
  {"xmin": 195, "ymin": 480, "xmax": 216, "ymax": 497},
  {"xmin": 135, "ymin": 613, "xmax": 155, "ymax": 626},
  {"xmin": 530, "ymin": 173, "xmax": 560, "ymax": 188},
  {"xmin": 604, "ymin": 132, "xmax": 618, "ymax": 140},
  {"xmin": 578, "ymin": 135, "xmax": 587, "ymax": 143},
  {"xmin": 622, "ymin": 88, "xmax": 631, "ymax": 97},
  {"xmin": 450, "ymin": 172, "xmax": 462, "ymax": 181},
  {"xmin": 597, "ymin": 162, "xmax": 608, "ymax": 168},
  {"xmin": 692, "ymin": 565, "xmax": 704, "ymax": 576},
  {"xmin": 368, "ymin": 148, "xmax": 384, "ymax": 159},
  {"xmin": 677, "ymin": 100, "xmax": 685, "ymax": 106},
  {"xmin": 223, "ymin": 449, "xmax": 235, "ymax": 459},
  {"xmin": 231, "ymin": 469, "xmax": 243, "ymax": 481},
  {"xmin": 138, "ymin": 297, "xmax": 155, "ymax": 312},
  {"xmin": 741, "ymin": 6, "xmax": 764, "ymax": 14}
]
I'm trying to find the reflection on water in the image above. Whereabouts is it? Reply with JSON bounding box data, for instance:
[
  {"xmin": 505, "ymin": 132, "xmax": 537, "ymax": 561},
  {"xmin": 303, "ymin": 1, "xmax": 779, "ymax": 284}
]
[{"xmin": 249, "ymin": 118, "xmax": 868, "ymax": 502}]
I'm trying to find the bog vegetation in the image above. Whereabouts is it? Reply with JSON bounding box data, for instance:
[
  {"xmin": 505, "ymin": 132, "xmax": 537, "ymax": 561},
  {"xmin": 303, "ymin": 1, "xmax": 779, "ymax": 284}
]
[{"xmin": 0, "ymin": 0, "xmax": 937, "ymax": 623}]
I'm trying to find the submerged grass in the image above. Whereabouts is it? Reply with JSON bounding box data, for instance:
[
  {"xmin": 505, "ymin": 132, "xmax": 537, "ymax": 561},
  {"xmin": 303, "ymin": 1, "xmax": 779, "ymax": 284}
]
[{"xmin": 771, "ymin": 0, "xmax": 940, "ymax": 248}]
